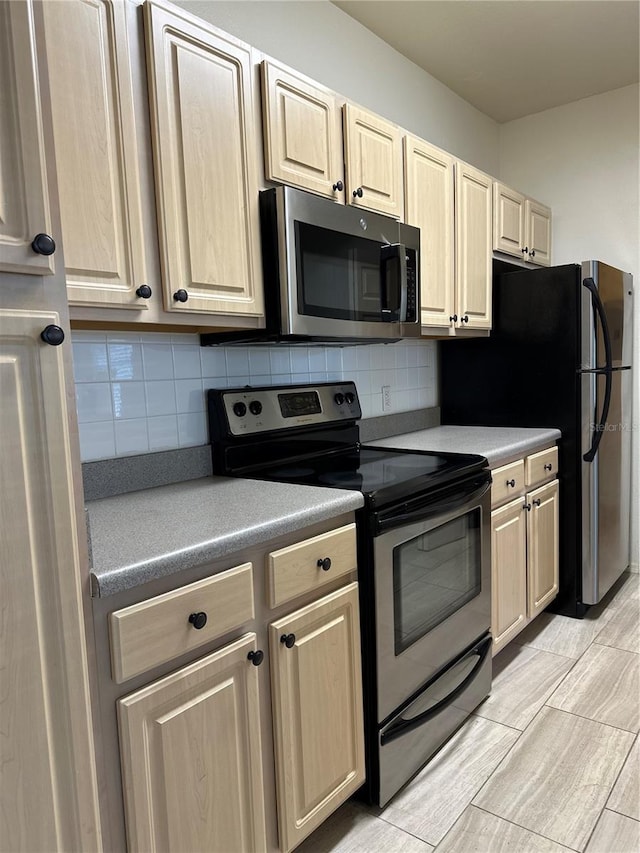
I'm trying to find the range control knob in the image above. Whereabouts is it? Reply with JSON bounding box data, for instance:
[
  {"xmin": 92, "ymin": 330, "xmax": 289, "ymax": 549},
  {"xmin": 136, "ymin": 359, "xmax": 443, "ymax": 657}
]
[
  {"xmin": 249, "ymin": 400, "xmax": 263, "ymax": 416},
  {"xmin": 233, "ymin": 402, "xmax": 247, "ymax": 417},
  {"xmin": 345, "ymin": 392, "xmax": 355, "ymax": 405},
  {"xmin": 334, "ymin": 392, "xmax": 345, "ymax": 405}
]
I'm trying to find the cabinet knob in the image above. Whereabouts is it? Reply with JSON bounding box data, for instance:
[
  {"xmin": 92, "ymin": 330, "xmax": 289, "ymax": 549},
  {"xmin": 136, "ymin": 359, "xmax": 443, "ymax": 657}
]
[
  {"xmin": 544, "ymin": 463, "xmax": 553, "ymax": 471},
  {"xmin": 247, "ymin": 649, "xmax": 264, "ymax": 666},
  {"xmin": 506, "ymin": 479, "xmax": 516, "ymax": 487},
  {"xmin": 280, "ymin": 633, "xmax": 296, "ymax": 649},
  {"xmin": 173, "ymin": 289, "xmax": 189, "ymax": 303},
  {"xmin": 529, "ymin": 250, "xmax": 536, "ymax": 258},
  {"xmin": 333, "ymin": 180, "xmax": 344, "ymax": 192},
  {"xmin": 353, "ymin": 187, "xmax": 363, "ymax": 198},
  {"xmin": 533, "ymin": 498, "xmax": 542, "ymax": 506},
  {"xmin": 524, "ymin": 503, "xmax": 531, "ymax": 511},
  {"xmin": 136, "ymin": 284, "xmax": 152, "ymax": 299},
  {"xmin": 31, "ymin": 233, "xmax": 56, "ymax": 256},
  {"xmin": 449, "ymin": 314, "xmax": 458, "ymax": 323},
  {"xmin": 461, "ymin": 315, "xmax": 469, "ymax": 323},
  {"xmin": 188, "ymin": 611, "xmax": 207, "ymax": 630},
  {"xmin": 522, "ymin": 246, "xmax": 528, "ymax": 254},
  {"xmin": 40, "ymin": 324, "xmax": 65, "ymax": 346},
  {"xmin": 317, "ymin": 557, "xmax": 332, "ymax": 572}
]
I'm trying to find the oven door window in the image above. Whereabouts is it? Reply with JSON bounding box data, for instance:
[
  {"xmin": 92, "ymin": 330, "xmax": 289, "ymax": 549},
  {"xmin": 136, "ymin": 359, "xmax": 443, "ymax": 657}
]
[
  {"xmin": 393, "ymin": 508, "xmax": 481, "ymax": 655},
  {"xmin": 296, "ymin": 222, "xmax": 386, "ymax": 322}
]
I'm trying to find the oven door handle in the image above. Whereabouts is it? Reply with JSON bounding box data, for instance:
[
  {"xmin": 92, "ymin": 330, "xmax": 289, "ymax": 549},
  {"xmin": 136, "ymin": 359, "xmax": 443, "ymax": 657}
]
[
  {"xmin": 380, "ymin": 635, "xmax": 493, "ymax": 746},
  {"xmin": 375, "ymin": 477, "xmax": 491, "ymax": 533}
]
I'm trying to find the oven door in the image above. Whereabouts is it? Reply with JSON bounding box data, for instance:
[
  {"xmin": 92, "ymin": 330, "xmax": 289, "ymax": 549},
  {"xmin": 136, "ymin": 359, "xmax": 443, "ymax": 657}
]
[{"xmin": 373, "ymin": 472, "xmax": 491, "ymax": 722}]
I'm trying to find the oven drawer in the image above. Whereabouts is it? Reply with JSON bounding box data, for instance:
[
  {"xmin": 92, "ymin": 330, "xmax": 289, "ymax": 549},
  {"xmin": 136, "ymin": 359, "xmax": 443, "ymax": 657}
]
[
  {"xmin": 266, "ymin": 523, "xmax": 357, "ymax": 608},
  {"xmin": 109, "ymin": 563, "xmax": 254, "ymax": 683},
  {"xmin": 525, "ymin": 446, "xmax": 558, "ymax": 487},
  {"xmin": 491, "ymin": 459, "xmax": 525, "ymax": 507}
]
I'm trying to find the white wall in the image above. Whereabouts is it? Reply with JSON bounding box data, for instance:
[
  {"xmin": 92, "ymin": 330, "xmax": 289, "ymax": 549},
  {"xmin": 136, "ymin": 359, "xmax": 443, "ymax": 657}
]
[
  {"xmin": 176, "ymin": 0, "xmax": 500, "ymax": 174},
  {"xmin": 499, "ymin": 83, "xmax": 640, "ymax": 568}
]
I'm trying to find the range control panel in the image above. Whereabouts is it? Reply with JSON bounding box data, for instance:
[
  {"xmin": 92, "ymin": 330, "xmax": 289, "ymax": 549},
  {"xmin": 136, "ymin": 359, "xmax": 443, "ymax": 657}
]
[{"xmin": 212, "ymin": 382, "xmax": 361, "ymax": 437}]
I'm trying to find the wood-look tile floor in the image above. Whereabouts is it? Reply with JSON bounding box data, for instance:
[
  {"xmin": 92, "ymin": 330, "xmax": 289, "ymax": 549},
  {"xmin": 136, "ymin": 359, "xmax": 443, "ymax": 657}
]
[{"xmin": 298, "ymin": 572, "xmax": 640, "ymax": 853}]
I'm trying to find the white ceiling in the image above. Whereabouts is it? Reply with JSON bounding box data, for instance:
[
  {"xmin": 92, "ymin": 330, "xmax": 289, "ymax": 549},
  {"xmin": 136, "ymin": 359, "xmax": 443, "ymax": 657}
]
[{"xmin": 333, "ymin": 1, "xmax": 640, "ymax": 122}]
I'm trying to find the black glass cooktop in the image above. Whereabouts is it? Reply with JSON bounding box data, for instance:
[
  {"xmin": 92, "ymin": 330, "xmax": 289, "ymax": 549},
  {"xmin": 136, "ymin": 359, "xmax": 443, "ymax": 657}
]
[{"xmin": 249, "ymin": 445, "xmax": 487, "ymax": 507}]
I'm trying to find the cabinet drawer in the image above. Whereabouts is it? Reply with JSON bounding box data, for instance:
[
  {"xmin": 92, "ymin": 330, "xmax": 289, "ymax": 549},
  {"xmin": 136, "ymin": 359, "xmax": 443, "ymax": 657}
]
[
  {"xmin": 110, "ymin": 563, "xmax": 254, "ymax": 683},
  {"xmin": 491, "ymin": 459, "xmax": 525, "ymax": 507},
  {"xmin": 267, "ymin": 523, "xmax": 357, "ymax": 608},
  {"xmin": 526, "ymin": 446, "xmax": 558, "ymax": 487}
]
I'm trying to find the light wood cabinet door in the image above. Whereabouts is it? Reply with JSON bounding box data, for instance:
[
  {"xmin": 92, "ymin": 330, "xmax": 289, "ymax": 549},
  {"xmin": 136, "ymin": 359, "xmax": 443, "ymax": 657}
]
[
  {"xmin": 455, "ymin": 161, "xmax": 492, "ymax": 330},
  {"xmin": 262, "ymin": 60, "xmax": 344, "ymax": 202},
  {"xmin": 527, "ymin": 479, "xmax": 559, "ymax": 619},
  {"xmin": 270, "ymin": 583, "xmax": 365, "ymax": 852},
  {"xmin": 42, "ymin": 0, "xmax": 147, "ymax": 309},
  {"xmin": 144, "ymin": 0, "xmax": 264, "ymax": 317},
  {"xmin": 404, "ymin": 135, "xmax": 455, "ymax": 329},
  {"xmin": 0, "ymin": 309, "xmax": 101, "ymax": 851},
  {"xmin": 343, "ymin": 103, "xmax": 403, "ymax": 218},
  {"xmin": 525, "ymin": 198, "xmax": 552, "ymax": 267},
  {"xmin": 493, "ymin": 181, "xmax": 526, "ymax": 259},
  {"xmin": 491, "ymin": 498, "xmax": 527, "ymax": 656},
  {"xmin": 118, "ymin": 633, "xmax": 267, "ymax": 853},
  {"xmin": 0, "ymin": 0, "xmax": 55, "ymax": 275}
]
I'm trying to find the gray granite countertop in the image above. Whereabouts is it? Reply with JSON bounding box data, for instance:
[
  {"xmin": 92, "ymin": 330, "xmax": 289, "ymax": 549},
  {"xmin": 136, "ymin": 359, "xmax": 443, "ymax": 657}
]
[
  {"xmin": 370, "ymin": 425, "xmax": 561, "ymax": 468},
  {"xmin": 87, "ymin": 477, "xmax": 363, "ymax": 597}
]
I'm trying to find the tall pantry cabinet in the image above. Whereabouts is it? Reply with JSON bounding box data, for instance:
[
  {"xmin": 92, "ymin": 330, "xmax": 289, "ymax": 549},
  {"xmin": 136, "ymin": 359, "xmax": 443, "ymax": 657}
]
[{"xmin": 0, "ymin": 2, "xmax": 102, "ymax": 850}]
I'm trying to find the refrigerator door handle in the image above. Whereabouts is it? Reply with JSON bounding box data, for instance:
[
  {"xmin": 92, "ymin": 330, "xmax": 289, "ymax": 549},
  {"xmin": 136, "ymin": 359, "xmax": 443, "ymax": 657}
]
[{"xmin": 582, "ymin": 278, "xmax": 614, "ymax": 463}]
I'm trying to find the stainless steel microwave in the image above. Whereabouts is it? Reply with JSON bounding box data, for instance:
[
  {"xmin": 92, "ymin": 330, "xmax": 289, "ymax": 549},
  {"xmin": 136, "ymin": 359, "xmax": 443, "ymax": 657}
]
[{"xmin": 202, "ymin": 186, "xmax": 421, "ymax": 345}]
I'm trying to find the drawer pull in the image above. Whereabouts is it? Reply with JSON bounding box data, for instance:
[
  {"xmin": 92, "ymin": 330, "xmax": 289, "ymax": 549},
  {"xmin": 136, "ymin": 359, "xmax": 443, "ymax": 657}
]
[
  {"xmin": 280, "ymin": 633, "xmax": 296, "ymax": 649},
  {"xmin": 188, "ymin": 611, "xmax": 208, "ymax": 630},
  {"xmin": 544, "ymin": 463, "xmax": 553, "ymax": 471},
  {"xmin": 247, "ymin": 650, "xmax": 264, "ymax": 666},
  {"xmin": 317, "ymin": 557, "xmax": 332, "ymax": 572},
  {"xmin": 533, "ymin": 498, "xmax": 542, "ymax": 507},
  {"xmin": 506, "ymin": 479, "xmax": 516, "ymax": 487}
]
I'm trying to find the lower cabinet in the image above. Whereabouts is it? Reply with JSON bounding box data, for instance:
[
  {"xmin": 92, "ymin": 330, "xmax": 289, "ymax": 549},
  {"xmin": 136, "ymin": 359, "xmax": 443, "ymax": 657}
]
[
  {"xmin": 491, "ymin": 478, "xmax": 559, "ymax": 655},
  {"xmin": 269, "ymin": 583, "xmax": 365, "ymax": 852},
  {"xmin": 118, "ymin": 633, "xmax": 267, "ymax": 853}
]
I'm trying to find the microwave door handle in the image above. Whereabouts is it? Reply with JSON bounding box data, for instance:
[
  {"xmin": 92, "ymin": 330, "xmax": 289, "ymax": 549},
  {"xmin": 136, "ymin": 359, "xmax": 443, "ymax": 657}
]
[
  {"xmin": 380, "ymin": 243, "xmax": 407, "ymax": 321},
  {"xmin": 381, "ymin": 635, "xmax": 492, "ymax": 746}
]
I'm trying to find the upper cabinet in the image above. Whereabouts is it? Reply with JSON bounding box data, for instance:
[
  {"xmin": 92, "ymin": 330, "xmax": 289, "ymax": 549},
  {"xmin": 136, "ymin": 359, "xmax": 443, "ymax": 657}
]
[
  {"xmin": 455, "ymin": 161, "xmax": 493, "ymax": 330},
  {"xmin": 261, "ymin": 60, "xmax": 345, "ymax": 203},
  {"xmin": 144, "ymin": 0, "xmax": 264, "ymax": 317},
  {"xmin": 42, "ymin": 0, "xmax": 147, "ymax": 308},
  {"xmin": 404, "ymin": 135, "xmax": 455, "ymax": 329},
  {"xmin": 343, "ymin": 103, "xmax": 403, "ymax": 218},
  {"xmin": 493, "ymin": 181, "xmax": 551, "ymax": 267},
  {"xmin": 0, "ymin": 0, "xmax": 55, "ymax": 276}
]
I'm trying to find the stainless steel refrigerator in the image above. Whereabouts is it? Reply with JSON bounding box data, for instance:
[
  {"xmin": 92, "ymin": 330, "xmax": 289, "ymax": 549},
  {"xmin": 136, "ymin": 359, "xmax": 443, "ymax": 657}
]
[{"xmin": 440, "ymin": 260, "xmax": 633, "ymax": 617}]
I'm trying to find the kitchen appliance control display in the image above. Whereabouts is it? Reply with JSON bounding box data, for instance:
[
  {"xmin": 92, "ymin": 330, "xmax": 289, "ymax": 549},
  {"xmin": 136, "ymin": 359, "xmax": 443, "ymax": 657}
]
[{"xmin": 278, "ymin": 391, "xmax": 321, "ymax": 418}]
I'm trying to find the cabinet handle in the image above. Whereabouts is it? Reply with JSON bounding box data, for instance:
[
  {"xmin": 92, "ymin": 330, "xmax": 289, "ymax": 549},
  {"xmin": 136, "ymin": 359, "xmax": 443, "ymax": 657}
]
[
  {"xmin": 529, "ymin": 249, "xmax": 536, "ymax": 258},
  {"xmin": 188, "ymin": 611, "xmax": 207, "ymax": 630},
  {"xmin": 40, "ymin": 324, "xmax": 65, "ymax": 346},
  {"xmin": 461, "ymin": 315, "xmax": 469, "ymax": 323},
  {"xmin": 353, "ymin": 187, "xmax": 363, "ymax": 198},
  {"xmin": 524, "ymin": 503, "xmax": 531, "ymax": 511},
  {"xmin": 506, "ymin": 479, "xmax": 516, "ymax": 488},
  {"xmin": 247, "ymin": 650, "xmax": 264, "ymax": 666},
  {"xmin": 333, "ymin": 180, "xmax": 344, "ymax": 192},
  {"xmin": 544, "ymin": 463, "xmax": 553, "ymax": 471},
  {"xmin": 173, "ymin": 289, "xmax": 189, "ymax": 303},
  {"xmin": 533, "ymin": 498, "xmax": 542, "ymax": 506},
  {"xmin": 31, "ymin": 233, "xmax": 56, "ymax": 256},
  {"xmin": 136, "ymin": 284, "xmax": 152, "ymax": 299},
  {"xmin": 449, "ymin": 314, "xmax": 458, "ymax": 323},
  {"xmin": 280, "ymin": 633, "xmax": 296, "ymax": 649},
  {"xmin": 521, "ymin": 246, "xmax": 528, "ymax": 255},
  {"xmin": 317, "ymin": 557, "xmax": 332, "ymax": 572}
]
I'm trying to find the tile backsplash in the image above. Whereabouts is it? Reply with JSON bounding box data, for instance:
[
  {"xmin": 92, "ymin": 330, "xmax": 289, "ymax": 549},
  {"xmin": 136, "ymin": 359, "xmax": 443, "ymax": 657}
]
[{"xmin": 72, "ymin": 331, "xmax": 437, "ymax": 462}]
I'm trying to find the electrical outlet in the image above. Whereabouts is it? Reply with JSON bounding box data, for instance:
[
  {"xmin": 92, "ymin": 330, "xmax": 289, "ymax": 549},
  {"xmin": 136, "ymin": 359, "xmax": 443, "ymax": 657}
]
[{"xmin": 382, "ymin": 385, "xmax": 392, "ymax": 412}]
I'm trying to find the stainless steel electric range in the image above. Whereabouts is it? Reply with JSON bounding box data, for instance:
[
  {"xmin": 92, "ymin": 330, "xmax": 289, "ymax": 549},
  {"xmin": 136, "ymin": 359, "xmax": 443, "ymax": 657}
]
[{"xmin": 207, "ymin": 381, "xmax": 492, "ymax": 807}]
